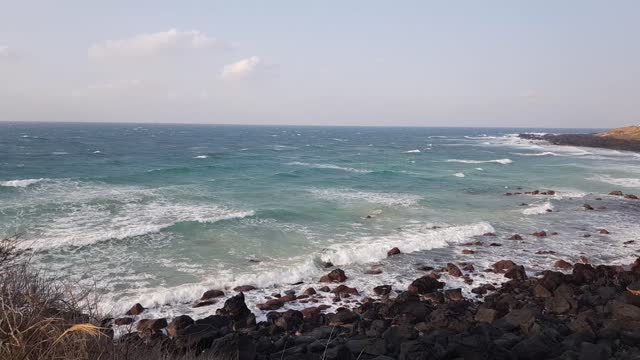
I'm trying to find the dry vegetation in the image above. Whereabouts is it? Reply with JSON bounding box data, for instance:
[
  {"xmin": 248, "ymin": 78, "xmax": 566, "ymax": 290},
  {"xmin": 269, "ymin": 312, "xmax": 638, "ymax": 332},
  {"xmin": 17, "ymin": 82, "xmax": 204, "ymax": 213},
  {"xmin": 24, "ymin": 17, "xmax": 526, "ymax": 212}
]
[{"xmin": 0, "ymin": 235, "xmax": 193, "ymax": 360}]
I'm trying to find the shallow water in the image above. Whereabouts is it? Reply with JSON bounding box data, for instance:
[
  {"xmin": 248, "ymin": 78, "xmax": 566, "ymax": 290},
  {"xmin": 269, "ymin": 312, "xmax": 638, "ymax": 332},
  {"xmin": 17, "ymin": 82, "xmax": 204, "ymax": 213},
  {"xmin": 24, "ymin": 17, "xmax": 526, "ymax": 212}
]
[{"xmin": 1, "ymin": 123, "xmax": 639, "ymax": 319}]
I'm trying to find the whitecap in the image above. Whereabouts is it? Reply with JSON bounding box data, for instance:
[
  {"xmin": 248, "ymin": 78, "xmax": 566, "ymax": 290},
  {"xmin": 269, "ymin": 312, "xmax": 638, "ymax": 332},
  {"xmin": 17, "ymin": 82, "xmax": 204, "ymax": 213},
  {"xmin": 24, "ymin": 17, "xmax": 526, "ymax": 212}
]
[
  {"xmin": 0, "ymin": 178, "xmax": 45, "ymax": 187},
  {"xmin": 453, "ymin": 173, "xmax": 465, "ymax": 178},
  {"xmin": 321, "ymin": 222, "xmax": 494, "ymax": 266},
  {"xmin": 511, "ymin": 151, "xmax": 558, "ymax": 157},
  {"xmin": 522, "ymin": 201, "xmax": 554, "ymax": 215},
  {"xmin": 26, "ymin": 202, "xmax": 255, "ymax": 250},
  {"xmin": 404, "ymin": 149, "xmax": 421, "ymax": 153},
  {"xmin": 309, "ymin": 188, "xmax": 422, "ymax": 207},
  {"xmin": 589, "ymin": 175, "xmax": 640, "ymax": 188},
  {"xmin": 52, "ymin": 151, "xmax": 68, "ymax": 155},
  {"xmin": 286, "ymin": 161, "xmax": 371, "ymax": 174},
  {"xmin": 194, "ymin": 155, "xmax": 208, "ymax": 159},
  {"xmin": 447, "ymin": 159, "xmax": 513, "ymax": 165}
]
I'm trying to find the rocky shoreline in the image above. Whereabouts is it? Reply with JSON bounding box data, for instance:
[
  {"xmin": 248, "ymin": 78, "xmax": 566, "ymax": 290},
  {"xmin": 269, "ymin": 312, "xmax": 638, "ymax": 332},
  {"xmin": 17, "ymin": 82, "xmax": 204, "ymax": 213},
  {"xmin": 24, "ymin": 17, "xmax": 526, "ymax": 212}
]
[
  {"xmin": 102, "ymin": 189, "xmax": 640, "ymax": 360},
  {"xmin": 518, "ymin": 133, "xmax": 640, "ymax": 152}
]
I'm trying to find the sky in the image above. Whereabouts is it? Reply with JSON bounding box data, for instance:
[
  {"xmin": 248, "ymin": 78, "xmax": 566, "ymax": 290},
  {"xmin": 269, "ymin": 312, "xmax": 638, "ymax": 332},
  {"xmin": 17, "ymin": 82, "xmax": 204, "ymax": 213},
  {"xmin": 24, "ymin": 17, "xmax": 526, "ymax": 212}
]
[{"xmin": 0, "ymin": 0, "xmax": 638, "ymax": 128}]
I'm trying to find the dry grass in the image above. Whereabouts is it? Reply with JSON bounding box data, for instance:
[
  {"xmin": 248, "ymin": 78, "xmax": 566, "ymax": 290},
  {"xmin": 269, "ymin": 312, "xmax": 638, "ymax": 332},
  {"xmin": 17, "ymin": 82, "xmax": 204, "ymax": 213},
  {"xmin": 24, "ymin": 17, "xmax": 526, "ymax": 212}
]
[{"xmin": 0, "ymin": 236, "xmax": 201, "ymax": 360}]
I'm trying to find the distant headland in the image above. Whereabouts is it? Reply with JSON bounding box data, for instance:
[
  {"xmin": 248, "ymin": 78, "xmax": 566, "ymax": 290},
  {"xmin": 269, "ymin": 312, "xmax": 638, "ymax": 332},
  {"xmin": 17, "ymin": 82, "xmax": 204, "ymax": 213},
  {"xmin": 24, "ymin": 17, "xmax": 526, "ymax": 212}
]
[{"xmin": 520, "ymin": 126, "xmax": 640, "ymax": 152}]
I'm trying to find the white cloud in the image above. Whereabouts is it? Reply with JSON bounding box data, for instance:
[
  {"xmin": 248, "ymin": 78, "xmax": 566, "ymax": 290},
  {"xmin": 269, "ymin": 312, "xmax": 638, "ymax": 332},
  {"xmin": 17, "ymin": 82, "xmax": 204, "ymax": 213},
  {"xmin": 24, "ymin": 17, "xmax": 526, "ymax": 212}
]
[
  {"xmin": 221, "ymin": 56, "xmax": 261, "ymax": 80},
  {"xmin": 88, "ymin": 29, "xmax": 217, "ymax": 60}
]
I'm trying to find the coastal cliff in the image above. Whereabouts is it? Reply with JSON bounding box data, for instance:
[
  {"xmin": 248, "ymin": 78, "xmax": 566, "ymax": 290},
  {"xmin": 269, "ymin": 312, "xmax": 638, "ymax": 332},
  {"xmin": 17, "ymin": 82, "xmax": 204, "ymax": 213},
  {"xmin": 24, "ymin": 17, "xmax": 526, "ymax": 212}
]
[{"xmin": 520, "ymin": 126, "xmax": 640, "ymax": 152}]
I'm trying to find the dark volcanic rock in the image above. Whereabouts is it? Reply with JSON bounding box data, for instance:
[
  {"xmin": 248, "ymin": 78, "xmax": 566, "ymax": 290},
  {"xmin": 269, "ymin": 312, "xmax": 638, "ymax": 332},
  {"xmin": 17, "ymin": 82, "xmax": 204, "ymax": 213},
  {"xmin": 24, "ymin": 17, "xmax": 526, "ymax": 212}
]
[
  {"xmin": 408, "ymin": 276, "xmax": 445, "ymax": 294},
  {"xmin": 374, "ymin": 285, "xmax": 392, "ymax": 296},
  {"xmin": 233, "ymin": 285, "xmax": 256, "ymax": 292},
  {"xmin": 216, "ymin": 293, "xmax": 255, "ymax": 328},
  {"xmin": 166, "ymin": 315, "xmax": 194, "ymax": 337},
  {"xmin": 509, "ymin": 234, "xmax": 524, "ymax": 240},
  {"xmin": 125, "ymin": 303, "xmax": 145, "ymax": 316},
  {"xmin": 492, "ymin": 260, "xmax": 517, "ymax": 273},
  {"xmin": 200, "ymin": 289, "xmax": 225, "ymax": 300},
  {"xmin": 319, "ymin": 268, "xmax": 348, "ymax": 283},
  {"xmin": 554, "ymin": 259, "xmax": 573, "ymax": 270},
  {"xmin": 387, "ymin": 247, "xmax": 401, "ymax": 257},
  {"xmin": 519, "ymin": 132, "xmax": 640, "ymax": 152},
  {"xmin": 447, "ymin": 263, "xmax": 463, "ymax": 277}
]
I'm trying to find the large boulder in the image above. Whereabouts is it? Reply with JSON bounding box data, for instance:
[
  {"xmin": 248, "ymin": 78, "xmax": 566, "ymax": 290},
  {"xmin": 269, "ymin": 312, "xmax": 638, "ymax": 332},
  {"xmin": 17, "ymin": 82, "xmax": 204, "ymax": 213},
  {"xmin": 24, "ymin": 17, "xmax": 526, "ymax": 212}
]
[
  {"xmin": 167, "ymin": 315, "xmax": 194, "ymax": 337},
  {"xmin": 200, "ymin": 289, "xmax": 225, "ymax": 300},
  {"xmin": 216, "ymin": 293, "xmax": 256, "ymax": 328},
  {"xmin": 492, "ymin": 260, "xmax": 517, "ymax": 273},
  {"xmin": 408, "ymin": 276, "xmax": 444, "ymax": 294},
  {"xmin": 319, "ymin": 269, "xmax": 348, "ymax": 283}
]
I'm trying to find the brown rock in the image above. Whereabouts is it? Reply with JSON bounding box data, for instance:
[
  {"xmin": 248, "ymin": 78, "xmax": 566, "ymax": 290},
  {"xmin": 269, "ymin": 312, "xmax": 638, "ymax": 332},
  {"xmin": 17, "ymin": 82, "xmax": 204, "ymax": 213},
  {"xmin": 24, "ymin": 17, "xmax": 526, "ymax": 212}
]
[
  {"xmin": 609, "ymin": 190, "xmax": 624, "ymax": 196},
  {"xmin": 554, "ymin": 260, "xmax": 572, "ymax": 270},
  {"xmin": 318, "ymin": 286, "xmax": 331, "ymax": 292},
  {"xmin": 331, "ymin": 285, "xmax": 359, "ymax": 297},
  {"xmin": 408, "ymin": 276, "xmax": 445, "ymax": 294},
  {"xmin": 301, "ymin": 307, "xmax": 321, "ymax": 318},
  {"xmin": 536, "ymin": 250, "xmax": 556, "ymax": 255},
  {"xmin": 373, "ymin": 285, "xmax": 392, "ymax": 296},
  {"xmin": 625, "ymin": 194, "xmax": 639, "ymax": 200},
  {"xmin": 192, "ymin": 300, "xmax": 217, "ymax": 308},
  {"xmin": 599, "ymin": 229, "xmax": 610, "ymax": 234},
  {"xmin": 475, "ymin": 307, "xmax": 497, "ymax": 323},
  {"xmin": 387, "ymin": 247, "xmax": 401, "ymax": 256},
  {"xmin": 509, "ymin": 234, "xmax": 523, "ymax": 240},
  {"xmin": 365, "ymin": 269, "xmax": 383, "ymax": 275},
  {"xmin": 504, "ymin": 265, "xmax": 527, "ymax": 281},
  {"xmin": 462, "ymin": 249, "xmax": 475, "ymax": 255},
  {"xmin": 447, "ymin": 263, "xmax": 463, "ymax": 277},
  {"xmin": 137, "ymin": 318, "xmax": 168, "ymax": 334},
  {"xmin": 302, "ymin": 288, "xmax": 316, "ymax": 296},
  {"xmin": 531, "ymin": 231, "xmax": 547, "ymax": 238},
  {"xmin": 319, "ymin": 269, "xmax": 347, "ymax": 283},
  {"xmin": 492, "ymin": 260, "xmax": 517, "ymax": 273},
  {"xmin": 125, "ymin": 303, "xmax": 145, "ymax": 316},
  {"xmin": 114, "ymin": 318, "xmax": 134, "ymax": 326},
  {"xmin": 200, "ymin": 289, "xmax": 224, "ymax": 300},
  {"xmin": 257, "ymin": 299, "xmax": 284, "ymax": 311},
  {"xmin": 583, "ymin": 204, "xmax": 594, "ymax": 210},
  {"xmin": 533, "ymin": 284, "xmax": 552, "ymax": 298},
  {"xmin": 444, "ymin": 288, "xmax": 463, "ymax": 302},
  {"xmin": 483, "ymin": 232, "xmax": 497, "ymax": 237},
  {"xmin": 233, "ymin": 285, "xmax": 256, "ymax": 292},
  {"xmin": 166, "ymin": 315, "xmax": 194, "ymax": 337}
]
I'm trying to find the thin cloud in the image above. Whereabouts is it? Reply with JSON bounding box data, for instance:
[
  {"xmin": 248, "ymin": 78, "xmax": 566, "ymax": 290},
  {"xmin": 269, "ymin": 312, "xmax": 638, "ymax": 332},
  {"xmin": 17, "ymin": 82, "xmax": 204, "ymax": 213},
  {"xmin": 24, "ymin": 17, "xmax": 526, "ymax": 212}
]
[
  {"xmin": 221, "ymin": 56, "xmax": 261, "ymax": 80},
  {"xmin": 88, "ymin": 29, "xmax": 218, "ymax": 60}
]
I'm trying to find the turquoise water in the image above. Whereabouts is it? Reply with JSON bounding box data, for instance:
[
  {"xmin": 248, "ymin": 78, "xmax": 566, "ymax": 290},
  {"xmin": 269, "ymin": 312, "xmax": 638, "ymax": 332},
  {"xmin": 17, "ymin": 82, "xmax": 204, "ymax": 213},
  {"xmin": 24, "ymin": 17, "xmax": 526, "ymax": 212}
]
[{"xmin": 1, "ymin": 123, "xmax": 639, "ymax": 317}]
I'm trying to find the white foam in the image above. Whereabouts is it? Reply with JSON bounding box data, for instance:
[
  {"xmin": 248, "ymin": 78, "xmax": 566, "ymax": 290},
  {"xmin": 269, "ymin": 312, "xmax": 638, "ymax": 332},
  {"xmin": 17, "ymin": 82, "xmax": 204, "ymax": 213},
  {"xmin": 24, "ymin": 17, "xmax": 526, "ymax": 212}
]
[
  {"xmin": 286, "ymin": 162, "xmax": 371, "ymax": 174},
  {"xmin": 52, "ymin": 151, "xmax": 68, "ymax": 155},
  {"xmin": 512, "ymin": 151, "xmax": 559, "ymax": 157},
  {"xmin": 27, "ymin": 202, "xmax": 255, "ymax": 250},
  {"xmin": 321, "ymin": 222, "xmax": 494, "ymax": 266},
  {"xmin": 194, "ymin": 155, "xmax": 208, "ymax": 159},
  {"xmin": 93, "ymin": 150, "xmax": 102, "ymax": 154},
  {"xmin": 522, "ymin": 201, "xmax": 554, "ymax": 215},
  {"xmin": 447, "ymin": 158, "xmax": 513, "ymax": 165},
  {"xmin": 0, "ymin": 178, "xmax": 45, "ymax": 187},
  {"xmin": 309, "ymin": 188, "xmax": 422, "ymax": 207},
  {"xmin": 590, "ymin": 175, "xmax": 640, "ymax": 188},
  {"xmin": 475, "ymin": 168, "xmax": 484, "ymax": 171},
  {"xmin": 453, "ymin": 173, "xmax": 465, "ymax": 178},
  {"xmin": 404, "ymin": 149, "xmax": 421, "ymax": 153}
]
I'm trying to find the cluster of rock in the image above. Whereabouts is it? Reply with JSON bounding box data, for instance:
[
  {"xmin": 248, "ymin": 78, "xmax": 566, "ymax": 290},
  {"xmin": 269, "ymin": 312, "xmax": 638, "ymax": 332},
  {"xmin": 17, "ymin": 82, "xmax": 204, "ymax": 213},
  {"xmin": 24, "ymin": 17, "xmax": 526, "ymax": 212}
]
[
  {"xmin": 518, "ymin": 132, "xmax": 640, "ymax": 152},
  {"xmin": 107, "ymin": 256, "xmax": 640, "ymax": 359}
]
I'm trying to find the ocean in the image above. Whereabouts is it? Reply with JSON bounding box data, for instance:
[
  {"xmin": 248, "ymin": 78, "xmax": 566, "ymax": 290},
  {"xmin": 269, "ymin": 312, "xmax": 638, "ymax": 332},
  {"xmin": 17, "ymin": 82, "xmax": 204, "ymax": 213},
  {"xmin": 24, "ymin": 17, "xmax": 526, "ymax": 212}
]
[{"xmin": 1, "ymin": 122, "xmax": 639, "ymax": 320}]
